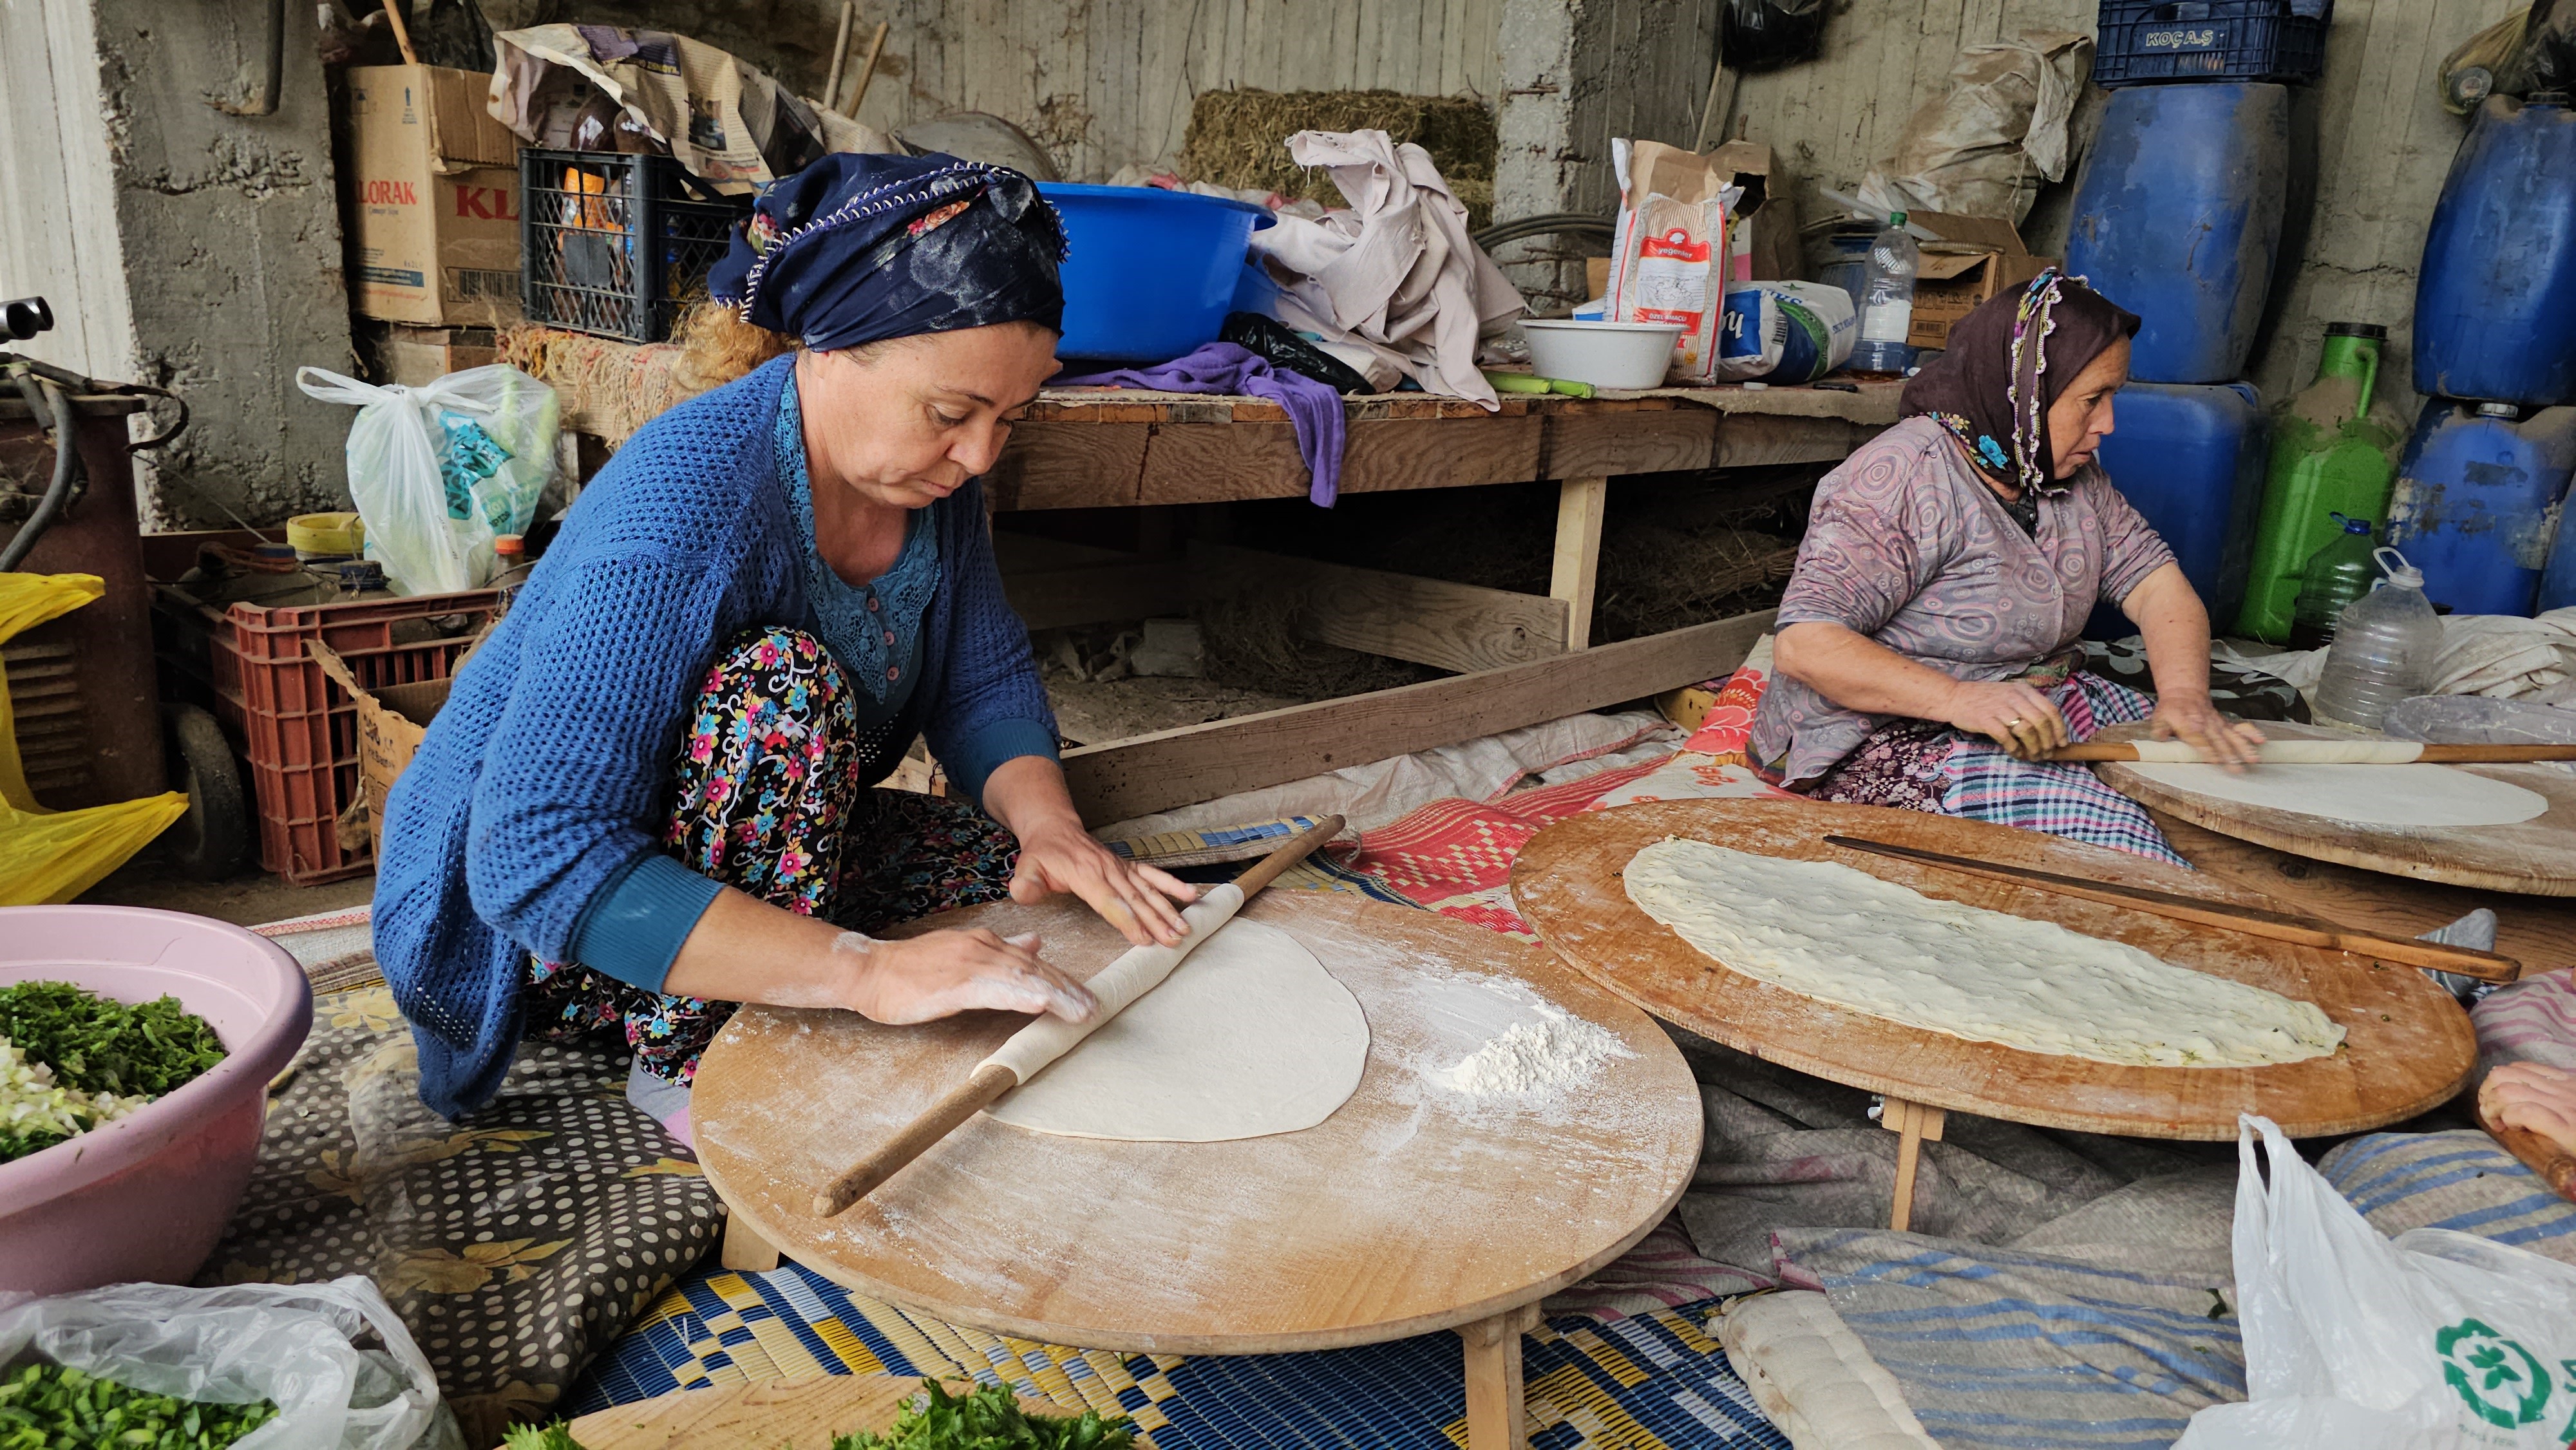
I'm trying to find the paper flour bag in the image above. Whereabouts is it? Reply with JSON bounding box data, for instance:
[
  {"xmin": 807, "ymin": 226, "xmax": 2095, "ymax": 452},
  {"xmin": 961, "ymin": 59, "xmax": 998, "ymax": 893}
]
[{"xmin": 1608, "ymin": 139, "xmax": 1743, "ymax": 384}]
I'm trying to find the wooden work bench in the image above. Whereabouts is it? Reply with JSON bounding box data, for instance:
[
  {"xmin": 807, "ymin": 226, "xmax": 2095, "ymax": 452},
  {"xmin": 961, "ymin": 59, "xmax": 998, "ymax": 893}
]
[{"xmin": 529, "ymin": 326, "xmax": 1899, "ymax": 825}]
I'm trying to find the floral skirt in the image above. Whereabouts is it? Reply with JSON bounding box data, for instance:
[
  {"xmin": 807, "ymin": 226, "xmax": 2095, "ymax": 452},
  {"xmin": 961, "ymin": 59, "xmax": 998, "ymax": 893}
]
[
  {"xmin": 1808, "ymin": 670, "xmax": 2188, "ymax": 866},
  {"xmin": 524, "ymin": 628, "xmax": 1019, "ymax": 1084}
]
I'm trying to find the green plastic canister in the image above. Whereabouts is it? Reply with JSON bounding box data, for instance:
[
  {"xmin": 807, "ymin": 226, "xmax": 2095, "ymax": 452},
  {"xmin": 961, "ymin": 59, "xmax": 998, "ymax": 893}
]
[{"xmin": 2233, "ymin": 323, "xmax": 2407, "ymax": 643}]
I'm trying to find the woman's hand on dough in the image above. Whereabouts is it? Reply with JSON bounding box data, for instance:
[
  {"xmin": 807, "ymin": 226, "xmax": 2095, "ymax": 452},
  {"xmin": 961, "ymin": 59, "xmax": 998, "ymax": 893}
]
[
  {"xmin": 1009, "ymin": 816, "xmax": 1198, "ymax": 947},
  {"xmin": 2148, "ymin": 693, "xmax": 2266, "ymax": 771},
  {"xmin": 842, "ymin": 928, "xmax": 1098, "ymax": 1024},
  {"xmin": 1940, "ymin": 679, "xmax": 2070, "ymax": 760},
  {"xmin": 2483, "ymin": 1062, "xmax": 2576, "ymax": 1154}
]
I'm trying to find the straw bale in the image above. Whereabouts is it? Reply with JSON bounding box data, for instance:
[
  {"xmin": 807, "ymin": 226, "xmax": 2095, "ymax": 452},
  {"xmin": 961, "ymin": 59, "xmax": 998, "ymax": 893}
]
[{"xmin": 1182, "ymin": 88, "xmax": 1497, "ymax": 229}]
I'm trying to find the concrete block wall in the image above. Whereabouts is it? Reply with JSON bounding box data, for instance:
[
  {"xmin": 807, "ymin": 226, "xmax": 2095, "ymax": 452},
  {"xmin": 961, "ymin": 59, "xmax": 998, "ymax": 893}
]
[{"xmin": 1, "ymin": 0, "xmax": 356, "ymax": 527}]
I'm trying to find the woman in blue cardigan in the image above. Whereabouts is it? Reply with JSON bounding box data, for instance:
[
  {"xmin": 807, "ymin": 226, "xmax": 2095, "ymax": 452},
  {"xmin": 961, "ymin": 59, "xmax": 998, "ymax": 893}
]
[{"xmin": 373, "ymin": 154, "xmax": 1195, "ymax": 1133}]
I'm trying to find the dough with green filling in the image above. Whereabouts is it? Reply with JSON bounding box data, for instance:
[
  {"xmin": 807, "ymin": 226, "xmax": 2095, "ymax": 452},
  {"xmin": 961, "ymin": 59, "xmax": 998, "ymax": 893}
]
[{"xmin": 1622, "ymin": 838, "xmax": 2345, "ymax": 1068}]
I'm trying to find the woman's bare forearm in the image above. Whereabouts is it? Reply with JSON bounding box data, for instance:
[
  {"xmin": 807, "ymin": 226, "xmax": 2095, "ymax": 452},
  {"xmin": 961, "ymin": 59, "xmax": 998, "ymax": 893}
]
[
  {"xmin": 2119, "ymin": 562, "xmax": 2215, "ymax": 701},
  {"xmin": 1773, "ymin": 620, "xmax": 1965, "ymax": 717},
  {"xmin": 661, "ymin": 887, "xmax": 869, "ymax": 1009}
]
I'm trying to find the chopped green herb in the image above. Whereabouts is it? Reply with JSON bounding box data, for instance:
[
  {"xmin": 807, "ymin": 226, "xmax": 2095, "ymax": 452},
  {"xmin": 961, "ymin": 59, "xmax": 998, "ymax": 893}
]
[
  {"xmin": 0, "ymin": 1363, "xmax": 278, "ymax": 1450},
  {"xmin": 0, "ymin": 981, "xmax": 225, "ymax": 1099},
  {"xmin": 0, "ymin": 1037, "xmax": 147, "ymax": 1165},
  {"xmin": 833, "ymin": 1380, "xmax": 1135, "ymax": 1450},
  {"xmin": 501, "ymin": 1420, "xmax": 588, "ymax": 1450}
]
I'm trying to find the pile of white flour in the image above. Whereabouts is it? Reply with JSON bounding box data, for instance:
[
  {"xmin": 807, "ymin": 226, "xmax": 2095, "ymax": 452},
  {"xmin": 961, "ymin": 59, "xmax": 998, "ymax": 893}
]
[{"xmin": 1435, "ymin": 1002, "xmax": 1630, "ymax": 1098}]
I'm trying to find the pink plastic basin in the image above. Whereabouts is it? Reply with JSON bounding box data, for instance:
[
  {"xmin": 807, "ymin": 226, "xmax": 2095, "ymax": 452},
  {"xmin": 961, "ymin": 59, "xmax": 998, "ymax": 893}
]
[{"xmin": 0, "ymin": 906, "xmax": 312, "ymax": 1294}]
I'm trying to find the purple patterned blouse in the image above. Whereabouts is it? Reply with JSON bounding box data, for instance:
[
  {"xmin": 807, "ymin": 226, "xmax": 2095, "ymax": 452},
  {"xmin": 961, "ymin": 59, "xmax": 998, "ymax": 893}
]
[{"xmin": 1749, "ymin": 417, "xmax": 2177, "ymax": 786}]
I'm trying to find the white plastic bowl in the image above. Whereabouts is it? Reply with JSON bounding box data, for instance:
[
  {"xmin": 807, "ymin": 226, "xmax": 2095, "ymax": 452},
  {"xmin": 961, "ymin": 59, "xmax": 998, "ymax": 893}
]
[{"xmin": 1521, "ymin": 319, "xmax": 1687, "ymax": 390}]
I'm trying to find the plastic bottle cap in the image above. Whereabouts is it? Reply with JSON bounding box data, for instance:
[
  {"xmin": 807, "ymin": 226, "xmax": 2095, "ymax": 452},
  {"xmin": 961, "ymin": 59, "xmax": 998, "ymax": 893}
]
[
  {"xmin": 2323, "ymin": 322, "xmax": 2387, "ymax": 341},
  {"xmin": 2344, "ymin": 516, "xmax": 2372, "ymax": 534},
  {"xmin": 2477, "ymin": 402, "xmax": 2521, "ymax": 419},
  {"xmin": 494, "ymin": 534, "xmax": 526, "ymax": 556},
  {"xmin": 2373, "ymin": 545, "xmax": 2425, "ymax": 589},
  {"xmin": 1888, "ymin": 211, "xmax": 1908, "ymax": 227}
]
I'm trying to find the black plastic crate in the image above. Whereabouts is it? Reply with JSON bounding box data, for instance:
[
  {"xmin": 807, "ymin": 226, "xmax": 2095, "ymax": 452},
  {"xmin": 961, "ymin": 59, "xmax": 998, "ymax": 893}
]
[
  {"xmin": 519, "ymin": 149, "xmax": 754, "ymax": 343},
  {"xmin": 2094, "ymin": 0, "xmax": 2333, "ymax": 87}
]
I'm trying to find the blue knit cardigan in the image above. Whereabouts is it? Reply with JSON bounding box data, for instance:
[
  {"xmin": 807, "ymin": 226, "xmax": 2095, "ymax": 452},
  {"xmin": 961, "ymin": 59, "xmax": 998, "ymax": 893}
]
[{"xmin": 374, "ymin": 355, "xmax": 1059, "ymax": 1118}]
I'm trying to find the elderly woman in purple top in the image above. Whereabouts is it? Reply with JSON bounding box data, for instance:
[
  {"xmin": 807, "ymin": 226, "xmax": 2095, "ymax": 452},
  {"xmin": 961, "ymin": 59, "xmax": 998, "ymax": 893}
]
[{"xmin": 1748, "ymin": 271, "xmax": 2263, "ymax": 865}]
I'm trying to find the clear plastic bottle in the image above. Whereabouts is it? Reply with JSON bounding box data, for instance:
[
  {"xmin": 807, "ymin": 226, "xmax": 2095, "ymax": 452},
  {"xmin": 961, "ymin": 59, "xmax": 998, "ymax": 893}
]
[
  {"xmin": 2311, "ymin": 547, "xmax": 2444, "ymax": 731},
  {"xmin": 1848, "ymin": 212, "xmax": 1920, "ymax": 375},
  {"xmin": 2287, "ymin": 513, "xmax": 2382, "ymax": 650}
]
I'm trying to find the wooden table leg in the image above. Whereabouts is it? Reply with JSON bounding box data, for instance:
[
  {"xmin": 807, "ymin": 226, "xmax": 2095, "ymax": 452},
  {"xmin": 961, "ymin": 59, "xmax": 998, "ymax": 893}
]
[
  {"xmin": 1459, "ymin": 1301, "xmax": 1544, "ymax": 1450},
  {"xmin": 721, "ymin": 1207, "xmax": 782, "ymax": 1272},
  {"xmin": 1549, "ymin": 475, "xmax": 1609, "ymax": 652},
  {"xmin": 1881, "ymin": 1097, "xmax": 1946, "ymax": 1233}
]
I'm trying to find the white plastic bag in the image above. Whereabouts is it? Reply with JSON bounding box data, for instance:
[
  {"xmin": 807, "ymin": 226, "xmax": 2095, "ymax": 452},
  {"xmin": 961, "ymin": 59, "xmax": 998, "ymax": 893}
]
[
  {"xmin": 0, "ymin": 1277, "xmax": 459, "ymax": 1450},
  {"xmin": 297, "ymin": 365, "xmax": 558, "ymax": 596},
  {"xmin": 1714, "ymin": 282, "xmax": 1857, "ymax": 384},
  {"xmin": 2176, "ymin": 1116, "xmax": 2576, "ymax": 1449}
]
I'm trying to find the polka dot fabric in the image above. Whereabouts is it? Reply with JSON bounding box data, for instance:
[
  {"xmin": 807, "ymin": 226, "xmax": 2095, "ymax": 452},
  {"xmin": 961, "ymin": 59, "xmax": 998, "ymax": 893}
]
[{"xmin": 203, "ymin": 983, "xmax": 723, "ymax": 1447}]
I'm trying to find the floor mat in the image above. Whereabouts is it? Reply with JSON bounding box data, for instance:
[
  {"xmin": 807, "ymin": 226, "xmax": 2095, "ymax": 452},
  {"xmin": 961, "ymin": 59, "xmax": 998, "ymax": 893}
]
[{"xmin": 572, "ymin": 1262, "xmax": 1788, "ymax": 1449}]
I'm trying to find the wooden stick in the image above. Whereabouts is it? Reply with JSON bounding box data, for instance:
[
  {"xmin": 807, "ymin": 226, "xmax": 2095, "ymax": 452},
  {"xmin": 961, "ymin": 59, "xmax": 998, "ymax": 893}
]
[
  {"xmin": 2046, "ymin": 740, "xmax": 2576, "ymax": 764},
  {"xmin": 810, "ymin": 814, "xmax": 1345, "ymax": 1216},
  {"xmin": 1824, "ymin": 834, "xmax": 2524, "ymax": 983},
  {"xmin": 381, "ymin": 0, "xmax": 420, "ymax": 64},
  {"xmin": 2481, "ymin": 1111, "xmax": 2576, "ymax": 1204},
  {"xmin": 822, "ymin": 0, "xmax": 857, "ymax": 111},
  {"xmin": 845, "ymin": 21, "xmax": 891, "ymax": 118}
]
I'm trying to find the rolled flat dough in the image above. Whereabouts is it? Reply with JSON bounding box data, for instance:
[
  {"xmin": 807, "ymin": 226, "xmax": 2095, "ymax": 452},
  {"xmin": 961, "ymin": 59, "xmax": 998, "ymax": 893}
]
[
  {"xmin": 1623, "ymin": 838, "xmax": 2345, "ymax": 1068},
  {"xmin": 985, "ymin": 919, "xmax": 1370, "ymax": 1142},
  {"xmin": 2119, "ymin": 760, "xmax": 2549, "ymax": 828}
]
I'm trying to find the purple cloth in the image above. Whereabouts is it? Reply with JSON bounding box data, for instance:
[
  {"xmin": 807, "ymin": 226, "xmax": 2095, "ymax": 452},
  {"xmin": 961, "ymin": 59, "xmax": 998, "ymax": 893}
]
[{"xmin": 1057, "ymin": 342, "xmax": 1347, "ymax": 505}]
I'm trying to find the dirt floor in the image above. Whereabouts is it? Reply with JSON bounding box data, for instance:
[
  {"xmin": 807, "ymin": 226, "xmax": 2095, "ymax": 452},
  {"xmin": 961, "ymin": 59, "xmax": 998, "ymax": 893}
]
[
  {"xmin": 82, "ymin": 842, "xmax": 374, "ymax": 927},
  {"xmin": 1042, "ymin": 664, "xmax": 1306, "ymax": 745}
]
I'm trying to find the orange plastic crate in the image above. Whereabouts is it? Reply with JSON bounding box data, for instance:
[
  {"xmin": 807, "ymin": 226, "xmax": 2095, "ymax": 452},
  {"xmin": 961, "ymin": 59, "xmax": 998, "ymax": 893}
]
[{"xmin": 152, "ymin": 583, "xmax": 498, "ymax": 885}]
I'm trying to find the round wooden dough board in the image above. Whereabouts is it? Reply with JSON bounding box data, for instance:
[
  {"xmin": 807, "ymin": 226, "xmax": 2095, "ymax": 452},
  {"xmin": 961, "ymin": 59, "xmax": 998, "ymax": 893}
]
[
  {"xmin": 689, "ymin": 889, "xmax": 1702, "ymax": 1355},
  {"xmin": 1508, "ymin": 798, "xmax": 2474, "ymax": 1140},
  {"xmin": 2092, "ymin": 720, "xmax": 2576, "ymax": 895}
]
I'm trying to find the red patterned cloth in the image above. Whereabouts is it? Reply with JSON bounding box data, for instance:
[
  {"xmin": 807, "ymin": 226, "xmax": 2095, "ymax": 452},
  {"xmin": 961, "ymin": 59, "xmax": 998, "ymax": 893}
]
[{"xmin": 1325, "ymin": 758, "xmax": 1665, "ymax": 937}]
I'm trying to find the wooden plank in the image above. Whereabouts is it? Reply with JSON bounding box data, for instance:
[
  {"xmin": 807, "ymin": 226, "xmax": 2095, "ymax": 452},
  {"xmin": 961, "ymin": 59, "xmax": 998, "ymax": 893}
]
[
  {"xmin": 1062, "ymin": 609, "xmax": 1776, "ymax": 821},
  {"xmin": 987, "ymin": 421, "xmax": 1151, "ymax": 511},
  {"xmin": 1716, "ymin": 413, "xmax": 1877, "ymax": 468},
  {"xmin": 1549, "ymin": 475, "xmax": 1609, "ymax": 651},
  {"xmin": 1190, "ymin": 541, "xmax": 1569, "ymax": 673},
  {"xmin": 1540, "ymin": 407, "xmax": 1717, "ymax": 478},
  {"xmin": 1137, "ymin": 414, "xmax": 1548, "ymax": 504},
  {"xmin": 1002, "ymin": 561, "xmax": 1189, "ymax": 631},
  {"xmin": 566, "ymin": 1377, "xmax": 1131, "ymax": 1450}
]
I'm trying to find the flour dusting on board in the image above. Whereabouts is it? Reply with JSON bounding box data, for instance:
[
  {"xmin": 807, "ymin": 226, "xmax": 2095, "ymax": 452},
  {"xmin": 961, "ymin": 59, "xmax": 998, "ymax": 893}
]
[{"xmin": 1435, "ymin": 1002, "xmax": 1628, "ymax": 1097}]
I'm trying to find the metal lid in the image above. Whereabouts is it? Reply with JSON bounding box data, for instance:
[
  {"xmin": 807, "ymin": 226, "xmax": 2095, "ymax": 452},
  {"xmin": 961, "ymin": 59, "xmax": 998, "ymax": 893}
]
[
  {"xmin": 2477, "ymin": 401, "xmax": 2522, "ymax": 418},
  {"xmin": 2324, "ymin": 321, "xmax": 2387, "ymax": 340}
]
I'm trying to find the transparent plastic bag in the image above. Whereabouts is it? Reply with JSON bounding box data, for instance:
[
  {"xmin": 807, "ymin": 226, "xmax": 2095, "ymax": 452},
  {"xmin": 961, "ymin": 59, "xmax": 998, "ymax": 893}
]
[
  {"xmin": 0, "ymin": 1277, "xmax": 460, "ymax": 1450},
  {"xmin": 0, "ymin": 572, "xmax": 186, "ymax": 903},
  {"xmin": 2175, "ymin": 1116, "xmax": 2576, "ymax": 1449},
  {"xmin": 296, "ymin": 365, "xmax": 559, "ymax": 596}
]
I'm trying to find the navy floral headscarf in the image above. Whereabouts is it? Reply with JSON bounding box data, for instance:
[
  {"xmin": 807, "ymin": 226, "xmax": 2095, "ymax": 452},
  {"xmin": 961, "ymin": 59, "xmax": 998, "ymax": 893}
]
[
  {"xmin": 1900, "ymin": 268, "xmax": 2139, "ymax": 497},
  {"xmin": 708, "ymin": 151, "xmax": 1068, "ymax": 353}
]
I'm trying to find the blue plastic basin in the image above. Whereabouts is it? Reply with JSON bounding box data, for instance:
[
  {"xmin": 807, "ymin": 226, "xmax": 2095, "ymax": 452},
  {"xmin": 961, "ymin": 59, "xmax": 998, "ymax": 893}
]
[{"xmin": 1037, "ymin": 183, "xmax": 1275, "ymax": 364}]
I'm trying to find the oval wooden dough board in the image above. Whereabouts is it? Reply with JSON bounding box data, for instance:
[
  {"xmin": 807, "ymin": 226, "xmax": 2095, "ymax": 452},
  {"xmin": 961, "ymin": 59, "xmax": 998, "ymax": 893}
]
[
  {"xmin": 1509, "ymin": 798, "xmax": 2475, "ymax": 1140},
  {"xmin": 688, "ymin": 889, "xmax": 1703, "ymax": 1355},
  {"xmin": 2092, "ymin": 720, "xmax": 2576, "ymax": 895}
]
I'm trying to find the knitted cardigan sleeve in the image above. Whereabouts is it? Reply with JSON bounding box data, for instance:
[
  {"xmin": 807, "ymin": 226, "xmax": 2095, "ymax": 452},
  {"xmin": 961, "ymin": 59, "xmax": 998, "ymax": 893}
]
[{"xmin": 923, "ymin": 483, "xmax": 1059, "ymax": 804}]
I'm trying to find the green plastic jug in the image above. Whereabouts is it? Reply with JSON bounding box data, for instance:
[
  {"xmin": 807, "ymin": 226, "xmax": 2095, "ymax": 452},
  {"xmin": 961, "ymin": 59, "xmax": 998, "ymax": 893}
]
[{"xmin": 2233, "ymin": 323, "xmax": 2408, "ymax": 642}]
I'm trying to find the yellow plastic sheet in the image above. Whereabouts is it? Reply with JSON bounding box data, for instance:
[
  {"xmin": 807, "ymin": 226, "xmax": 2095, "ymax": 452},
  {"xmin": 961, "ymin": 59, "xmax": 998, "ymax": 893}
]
[{"xmin": 0, "ymin": 573, "xmax": 187, "ymax": 904}]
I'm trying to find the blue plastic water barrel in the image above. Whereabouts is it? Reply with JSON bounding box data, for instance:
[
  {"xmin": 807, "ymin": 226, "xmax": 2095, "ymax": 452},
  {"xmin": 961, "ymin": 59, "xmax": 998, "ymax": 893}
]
[
  {"xmin": 2387, "ymin": 399, "xmax": 2576, "ymax": 617},
  {"xmin": 1038, "ymin": 184, "xmax": 1274, "ymax": 362},
  {"xmin": 2414, "ymin": 93, "xmax": 2576, "ymax": 406},
  {"xmin": 2065, "ymin": 83, "xmax": 2290, "ymax": 385},
  {"xmin": 2087, "ymin": 380, "xmax": 2270, "ymax": 639}
]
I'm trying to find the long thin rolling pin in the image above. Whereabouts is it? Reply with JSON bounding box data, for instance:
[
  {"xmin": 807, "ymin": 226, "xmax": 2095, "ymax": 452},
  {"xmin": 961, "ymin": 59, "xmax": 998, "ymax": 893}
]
[
  {"xmin": 2045, "ymin": 739, "xmax": 2576, "ymax": 764},
  {"xmin": 810, "ymin": 814, "xmax": 1345, "ymax": 1216},
  {"xmin": 1824, "ymin": 834, "xmax": 2524, "ymax": 983}
]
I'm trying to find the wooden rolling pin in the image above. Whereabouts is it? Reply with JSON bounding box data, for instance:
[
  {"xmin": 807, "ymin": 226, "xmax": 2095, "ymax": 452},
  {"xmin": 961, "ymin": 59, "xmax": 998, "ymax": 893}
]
[
  {"xmin": 2045, "ymin": 739, "xmax": 2576, "ymax": 764},
  {"xmin": 1825, "ymin": 834, "xmax": 2524, "ymax": 983},
  {"xmin": 811, "ymin": 815, "xmax": 1345, "ymax": 1216}
]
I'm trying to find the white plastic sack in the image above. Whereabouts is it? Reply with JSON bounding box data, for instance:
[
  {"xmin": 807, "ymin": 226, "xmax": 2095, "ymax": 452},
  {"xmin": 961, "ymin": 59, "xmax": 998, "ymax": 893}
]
[
  {"xmin": 296, "ymin": 365, "xmax": 558, "ymax": 596},
  {"xmin": 0, "ymin": 1277, "xmax": 459, "ymax": 1450},
  {"xmin": 2176, "ymin": 1116, "xmax": 2576, "ymax": 1449},
  {"xmin": 1713, "ymin": 281, "xmax": 1857, "ymax": 383}
]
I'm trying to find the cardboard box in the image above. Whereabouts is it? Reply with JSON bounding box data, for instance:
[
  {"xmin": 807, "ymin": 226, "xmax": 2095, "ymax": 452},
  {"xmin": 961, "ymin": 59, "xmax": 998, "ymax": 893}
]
[
  {"xmin": 346, "ymin": 64, "xmax": 525, "ymax": 327},
  {"xmin": 311, "ymin": 644, "xmax": 451, "ymax": 854},
  {"xmin": 359, "ymin": 321, "xmax": 498, "ymax": 386},
  {"xmin": 1903, "ymin": 210, "xmax": 2053, "ymax": 351}
]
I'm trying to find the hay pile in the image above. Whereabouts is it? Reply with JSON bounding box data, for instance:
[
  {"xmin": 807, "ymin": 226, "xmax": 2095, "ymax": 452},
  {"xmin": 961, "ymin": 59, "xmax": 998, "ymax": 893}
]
[
  {"xmin": 1182, "ymin": 88, "xmax": 1497, "ymax": 229},
  {"xmin": 498, "ymin": 325, "xmax": 717, "ymax": 446}
]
